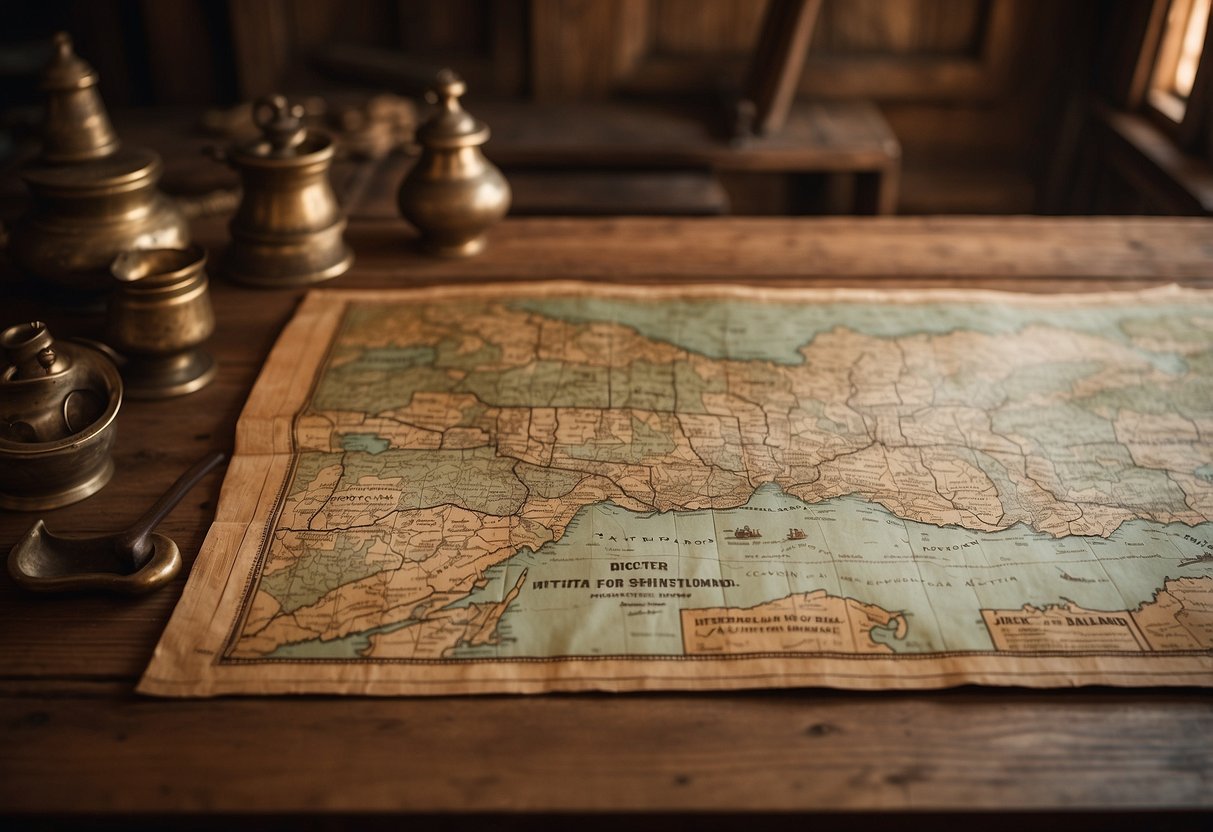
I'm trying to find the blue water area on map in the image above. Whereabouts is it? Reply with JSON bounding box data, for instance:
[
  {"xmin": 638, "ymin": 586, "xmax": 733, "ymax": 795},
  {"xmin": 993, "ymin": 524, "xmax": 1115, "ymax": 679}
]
[
  {"xmin": 340, "ymin": 433, "xmax": 391, "ymax": 454},
  {"xmin": 511, "ymin": 297, "xmax": 1200, "ymax": 371},
  {"xmin": 1197, "ymin": 464, "xmax": 1213, "ymax": 484},
  {"xmin": 255, "ymin": 484, "xmax": 1213, "ymax": 661},
  {"xmin": 342, "ymin": 345, "xmax": 437, "ymax": 370},
  {"xmin": 445, "ymin": 485, "xmax": 1213, "ymax": 659}
]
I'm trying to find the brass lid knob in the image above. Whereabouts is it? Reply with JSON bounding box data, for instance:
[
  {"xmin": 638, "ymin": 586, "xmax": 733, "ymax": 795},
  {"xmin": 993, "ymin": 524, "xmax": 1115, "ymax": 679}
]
[
  {"xmin": 416, "ymin": 69, "xmax": 489, "ymax": 149},
  {"xmin": 0, "ymin": 322, "xmax": 113, "ymax": 444},
  {"xmin": 1, "ymin": 322, "xmax": 68, "ymax": 380},
  {"xmin": 41, "ymin": 32, "xmax": 97, "ymax": 91},
  {"xmin": 38, "ymin": 32, "xmax": 120, "ymax": 163},
  {"xmin": 226, "ymin": 94, "xmax": 335, "ymax": 166},
  {"xmin": 250, "ymin": 94, "xmax": 309, "ymax": 157}
]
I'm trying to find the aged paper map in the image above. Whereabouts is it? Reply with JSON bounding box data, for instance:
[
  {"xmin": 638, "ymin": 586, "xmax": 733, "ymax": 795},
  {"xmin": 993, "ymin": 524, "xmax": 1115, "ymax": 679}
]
[{"xmin": 140, "ymin": 283, "xmax": 1213, "ymax": 695}]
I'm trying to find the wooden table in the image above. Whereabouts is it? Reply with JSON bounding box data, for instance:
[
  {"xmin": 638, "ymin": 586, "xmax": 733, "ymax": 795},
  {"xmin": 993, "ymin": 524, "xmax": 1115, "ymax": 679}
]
[{"xmin": 2, "ymin": 217, "xmax": 1212, "ymax": 824}]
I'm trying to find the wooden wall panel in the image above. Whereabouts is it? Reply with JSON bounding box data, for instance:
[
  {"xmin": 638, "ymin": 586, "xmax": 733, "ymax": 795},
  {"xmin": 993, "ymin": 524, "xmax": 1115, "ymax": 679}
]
[
  {"xmin": 812, "ymin": 0, "xmax": 987, "ymax": 55},
  {"xmin": 526, "ymin": 0, "xmax": 1059, "ymax": 212},
  {"xmin": 531, "ymin": 0, "xmax": 650, "ymax": 99},
  {"xmin": 51, "ymin": 0, "xmax": 1082, "ymax": 214},
  {"xmin": 396, "ymin": 0, "xmax": 491, "ymax": 54},
  {"xmin": 139, "ymin": 0, "xmax": 226, "ymax": 104},
  {"xmin": 227, "ymin": 0, "xmax": 293, "ymax": 99},
  {"xmin": 612, "ymin": 0, "xmax": 1024, "ymax": 101},
  {"xmin": 650, "ymin": 0, "xmax": 765, "ymax": 55},
  {"xmin": 647, "ymin": 0, "xmax": 987, "ymax": 59},
  {"xmin": 226, "ymin": 0, "xmax": 526, "ymax": 98},
  {"xmin": 394, "ymin": 0, "xmax": 525, "ymax": 96},
  {"xmin": 287, "ymin": 0, "xmax": 397, "ymax": 49}
]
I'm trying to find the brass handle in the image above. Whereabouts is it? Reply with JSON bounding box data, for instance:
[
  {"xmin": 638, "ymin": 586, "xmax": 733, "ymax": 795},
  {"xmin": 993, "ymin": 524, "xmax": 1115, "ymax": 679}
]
[
  {"xmin": 118, "ymin": 451, "xmax": 226, "ymax": 568},
  {"xmin": 176, "ymin": 188, "xmax": 240, "ymax": 220}
]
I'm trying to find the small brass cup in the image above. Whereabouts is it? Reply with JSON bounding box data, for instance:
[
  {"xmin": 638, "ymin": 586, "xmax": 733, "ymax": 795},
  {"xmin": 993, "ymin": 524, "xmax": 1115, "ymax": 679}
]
[{"xmin": 107, "ymin": 245, "xmax": 216, "ymax": 399}]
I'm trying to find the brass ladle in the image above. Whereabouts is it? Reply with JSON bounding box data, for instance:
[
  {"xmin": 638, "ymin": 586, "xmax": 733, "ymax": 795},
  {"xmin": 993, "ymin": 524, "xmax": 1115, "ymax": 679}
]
[{"xmin": 7, "ymin": 451, "xmax": 226, "ymax": 594}]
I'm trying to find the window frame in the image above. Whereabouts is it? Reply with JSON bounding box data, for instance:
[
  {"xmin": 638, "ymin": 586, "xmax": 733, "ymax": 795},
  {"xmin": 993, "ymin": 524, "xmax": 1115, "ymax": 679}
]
[{"xmin": 1137, "ymin": 0, "xmax": 1213, "ymax": 156}]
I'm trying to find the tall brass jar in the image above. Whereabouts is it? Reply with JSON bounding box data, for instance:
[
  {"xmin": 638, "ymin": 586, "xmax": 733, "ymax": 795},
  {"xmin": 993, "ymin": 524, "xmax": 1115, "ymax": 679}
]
[
  {"xmin": 397, "ymin": 70, "xmax": 510, "ymax": 257},
  {"xmin": 221, "ymin": 95, "xmax": 353, "ymax": 287},
  {"xmin": 9, "ymin": 34, "xmax": 189, "ymax": 297}
]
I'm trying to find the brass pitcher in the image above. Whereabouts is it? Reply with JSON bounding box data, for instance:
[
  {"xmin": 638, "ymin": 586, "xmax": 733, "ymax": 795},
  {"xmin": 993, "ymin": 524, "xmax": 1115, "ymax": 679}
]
[
  {"xmin": 9, "ymin": 33, "xmax": 189, "ymax": 298},
  {"xmin": 397, "ymin": 69, "xmax": 510, "ymax": 257},
  {"xmin": 219, "ymin": 94, "xmax": 353, "ymax": 287},
  {"xmin": 0, "ymin": 322, "xmax": 122, "ymax": 510},
  {"xmin": 107, "ymin": 245, "xmax": 217, "ymax": 399}
]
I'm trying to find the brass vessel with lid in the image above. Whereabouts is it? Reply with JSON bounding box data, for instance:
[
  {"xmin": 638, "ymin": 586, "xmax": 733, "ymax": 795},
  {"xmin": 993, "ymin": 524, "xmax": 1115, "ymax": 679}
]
[
  {"xmin": 8, "ymin": 33, "xmax": 190, "ymax": 298},
  {"xmin": 397, "ymin": 69, "xmax": 511, "ymax": 257},
  {"xmin": 218, "ymin": 94, "xmax": 353, "ymax": 287},
  {"xmin": 0, "ymin": 322, "xmax": 123, "ymax": 510}
]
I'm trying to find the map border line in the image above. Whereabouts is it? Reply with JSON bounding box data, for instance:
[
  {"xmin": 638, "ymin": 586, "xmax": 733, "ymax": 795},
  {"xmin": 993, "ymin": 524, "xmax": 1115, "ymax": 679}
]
[{"xmin": 218, "ymin": 297, "xmax": 354, "ymax": 663}]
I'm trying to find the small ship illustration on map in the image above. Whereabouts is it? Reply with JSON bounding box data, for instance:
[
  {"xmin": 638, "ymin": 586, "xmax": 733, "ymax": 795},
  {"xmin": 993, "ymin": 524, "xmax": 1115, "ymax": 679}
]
[
  {"xmin": 731, "ymin": 525, "xmax": 762, "ymax": 540},
  {"xmin": 787, "ymin": 528, "xmax": 807, "ymax": 540},
  {"xmin": 1059, "ymin": 569, "xmax": 1097, "ymax": 583}
]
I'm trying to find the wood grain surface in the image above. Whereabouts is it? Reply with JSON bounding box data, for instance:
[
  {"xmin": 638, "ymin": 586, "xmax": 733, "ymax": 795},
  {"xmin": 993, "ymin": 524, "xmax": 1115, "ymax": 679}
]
[{"xmin": 1, "ymin": 217, "xmax": 1212, "ymax": 818}]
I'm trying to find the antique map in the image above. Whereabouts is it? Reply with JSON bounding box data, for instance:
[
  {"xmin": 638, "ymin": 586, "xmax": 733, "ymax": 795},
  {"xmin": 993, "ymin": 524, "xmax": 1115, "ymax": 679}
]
[{"xmin": 140, "ymin": 283, "xmax": 1213, "ymax": 695}]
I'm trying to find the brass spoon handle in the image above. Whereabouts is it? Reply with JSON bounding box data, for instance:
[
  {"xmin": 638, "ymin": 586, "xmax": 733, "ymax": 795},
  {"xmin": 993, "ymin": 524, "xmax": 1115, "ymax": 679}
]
[{"xmin": 118, "ymin": 451, "xmax": 227, "ymax": 568}]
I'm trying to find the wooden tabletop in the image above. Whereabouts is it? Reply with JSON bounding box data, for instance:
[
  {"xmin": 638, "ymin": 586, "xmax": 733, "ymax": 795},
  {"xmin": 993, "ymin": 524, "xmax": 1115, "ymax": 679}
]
[{"xmin": 2, "ymin": 216, "xmax": 1212, "ymax": 821}]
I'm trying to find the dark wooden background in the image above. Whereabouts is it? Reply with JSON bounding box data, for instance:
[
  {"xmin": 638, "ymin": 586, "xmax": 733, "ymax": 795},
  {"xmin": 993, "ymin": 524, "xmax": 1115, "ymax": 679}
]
[{"xmin": 4, "ymin": 0, "xmax": 1205, "ymax": 216}]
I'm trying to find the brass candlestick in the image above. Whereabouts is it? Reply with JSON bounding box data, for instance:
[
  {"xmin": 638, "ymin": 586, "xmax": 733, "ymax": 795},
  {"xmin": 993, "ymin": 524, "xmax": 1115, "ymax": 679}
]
[
  {"xmin": 0, "ymin": 322, "xmax": 122, "ymax": 510},
  {"xmin": 8, "ymin": 33, "xmax": 189, "ymax": 298},
  {"xmin": 107, "ymin": 245, "xmax": 217, "ymax": 399},
  {"xmin": 397, "ymin": 69, "xmax": 511, "ymax": 257},
  {"xmin": 218, "ymin": 94, "xmax": 353, "ymax": 287}
]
